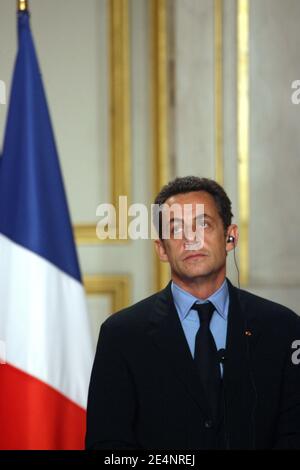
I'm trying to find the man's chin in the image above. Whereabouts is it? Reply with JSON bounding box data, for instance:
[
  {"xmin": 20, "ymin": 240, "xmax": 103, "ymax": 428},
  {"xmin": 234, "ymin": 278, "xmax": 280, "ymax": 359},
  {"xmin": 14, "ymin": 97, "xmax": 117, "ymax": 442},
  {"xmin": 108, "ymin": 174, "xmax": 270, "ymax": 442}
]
[{"xmin": 180, "ymin": 268, "xmax": 213, "ymax": 281}]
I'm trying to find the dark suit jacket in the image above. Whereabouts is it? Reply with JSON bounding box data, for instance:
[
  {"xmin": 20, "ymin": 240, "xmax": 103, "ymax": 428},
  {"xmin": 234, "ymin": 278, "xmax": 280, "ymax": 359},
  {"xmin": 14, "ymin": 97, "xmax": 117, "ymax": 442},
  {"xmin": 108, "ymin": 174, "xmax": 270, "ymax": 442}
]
[{"xmin": 86, "ymin": 279, "xmax": 300, "ymax": 449}]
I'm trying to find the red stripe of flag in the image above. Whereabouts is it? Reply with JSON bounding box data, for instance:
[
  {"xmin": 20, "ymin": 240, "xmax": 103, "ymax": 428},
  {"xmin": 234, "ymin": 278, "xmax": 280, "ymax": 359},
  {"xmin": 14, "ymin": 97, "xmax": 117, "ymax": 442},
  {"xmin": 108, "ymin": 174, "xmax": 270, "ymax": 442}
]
[{"xmin": 0, "ymin": 363, "xmax": 86, "ymax": 450}]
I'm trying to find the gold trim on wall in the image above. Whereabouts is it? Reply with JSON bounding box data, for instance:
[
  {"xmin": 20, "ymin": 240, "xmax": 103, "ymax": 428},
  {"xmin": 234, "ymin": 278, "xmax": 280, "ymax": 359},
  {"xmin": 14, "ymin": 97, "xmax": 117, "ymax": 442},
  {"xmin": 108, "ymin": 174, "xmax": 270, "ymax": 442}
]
[
  {"xmin": 74, "ymin": 224, "xmax": 129, "ymax": 245},
  {"xmin": 237, "ymin": 0, "xmax": 250, "ymax": 285},
  {"xmin": 214, "ymin": 0, "xmax": 224, "ymax": 186},
  {"xmin": 109, "ymin": 0, "xmax": 131, "ymax": 211},
  {"xmin": 151, "ymin": 0, "xmax": 170, "ymax": 292},
  {"xmin": 74, "ymin": 225, "xmax": 98, "ymax": 245},
  {"xmin": 75, "ymin": 0, "xmax": 131, "ymax": 245},
  {"xmin": 84, "ymin": 274, "xmax": 131, "ymax": 313}
]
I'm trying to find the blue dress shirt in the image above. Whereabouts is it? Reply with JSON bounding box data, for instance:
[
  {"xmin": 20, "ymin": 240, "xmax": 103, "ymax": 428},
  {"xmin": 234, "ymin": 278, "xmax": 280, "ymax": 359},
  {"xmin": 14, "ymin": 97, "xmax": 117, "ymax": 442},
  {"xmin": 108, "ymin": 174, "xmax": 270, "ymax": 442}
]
[{"xmin": 171, "ymin": 279, "xmax": 229, "ymax": 375}]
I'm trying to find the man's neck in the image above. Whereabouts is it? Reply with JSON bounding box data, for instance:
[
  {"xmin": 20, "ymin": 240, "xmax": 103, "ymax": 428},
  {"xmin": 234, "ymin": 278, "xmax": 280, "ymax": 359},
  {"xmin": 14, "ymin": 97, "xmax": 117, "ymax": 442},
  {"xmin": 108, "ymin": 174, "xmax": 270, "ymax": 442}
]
[{"xmin": 171, "ymin": 272, "xmax": 226, "ymax": 299}]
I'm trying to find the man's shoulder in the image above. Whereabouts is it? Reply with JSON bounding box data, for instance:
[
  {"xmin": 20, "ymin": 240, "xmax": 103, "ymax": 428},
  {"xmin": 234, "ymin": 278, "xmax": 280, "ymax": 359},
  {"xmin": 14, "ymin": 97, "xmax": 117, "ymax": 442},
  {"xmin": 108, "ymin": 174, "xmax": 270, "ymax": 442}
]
[
  {"xmin": 236, "ymin": 285, "xmax": 299, "ymax": 325},
  {"xmin": 101, "ymin": 289, "xmax": 163, "ymax": 331}
]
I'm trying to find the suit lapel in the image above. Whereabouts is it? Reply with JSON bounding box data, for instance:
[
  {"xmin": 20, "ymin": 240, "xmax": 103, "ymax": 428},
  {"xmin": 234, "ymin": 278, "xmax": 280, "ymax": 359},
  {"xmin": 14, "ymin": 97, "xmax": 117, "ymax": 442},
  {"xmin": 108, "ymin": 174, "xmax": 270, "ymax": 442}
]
[
  {"xmin": 224, "ymin": 280, "xmax": 261, "ymax": 447},
  {"xmin": 147, "ymin": 282, "xmax": 210, "ymax": 416}
]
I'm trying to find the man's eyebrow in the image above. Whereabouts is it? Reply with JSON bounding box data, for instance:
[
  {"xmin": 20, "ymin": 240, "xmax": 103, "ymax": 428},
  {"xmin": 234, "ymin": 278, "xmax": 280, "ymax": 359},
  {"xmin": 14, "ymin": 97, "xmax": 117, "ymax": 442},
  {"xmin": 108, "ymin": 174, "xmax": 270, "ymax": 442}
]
[
  {"xmin": 168, "ymin": 213, "xmax": 214, "ymax": 224},
  {"xmin": 182, "ymin": 213, "xmax": 214, "ymax": 220}
]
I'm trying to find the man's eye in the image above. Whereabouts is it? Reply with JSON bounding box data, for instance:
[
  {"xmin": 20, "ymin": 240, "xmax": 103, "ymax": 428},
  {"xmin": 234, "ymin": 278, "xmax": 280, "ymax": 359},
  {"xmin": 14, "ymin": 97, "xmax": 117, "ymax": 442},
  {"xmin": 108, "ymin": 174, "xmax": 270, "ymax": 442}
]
[{"xmin": 198, "ymin": 221, "xmax": 208, "ymax": 228}]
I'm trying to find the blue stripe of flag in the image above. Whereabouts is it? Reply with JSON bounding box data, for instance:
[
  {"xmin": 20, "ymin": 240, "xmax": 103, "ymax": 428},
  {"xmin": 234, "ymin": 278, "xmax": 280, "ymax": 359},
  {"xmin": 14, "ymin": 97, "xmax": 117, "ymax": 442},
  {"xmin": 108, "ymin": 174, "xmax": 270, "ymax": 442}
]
[{"xmin": 0, "ymin": 12, "xmax": 81, "ymax": 282}]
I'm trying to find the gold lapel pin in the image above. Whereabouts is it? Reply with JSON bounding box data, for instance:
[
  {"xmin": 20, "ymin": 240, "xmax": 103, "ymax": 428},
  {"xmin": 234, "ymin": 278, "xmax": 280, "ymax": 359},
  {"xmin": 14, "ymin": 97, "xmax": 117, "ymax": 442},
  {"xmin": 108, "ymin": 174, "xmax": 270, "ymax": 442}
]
[{"xmin": 245, "ymin": 330, "xmax": 252, "ymax": 337}]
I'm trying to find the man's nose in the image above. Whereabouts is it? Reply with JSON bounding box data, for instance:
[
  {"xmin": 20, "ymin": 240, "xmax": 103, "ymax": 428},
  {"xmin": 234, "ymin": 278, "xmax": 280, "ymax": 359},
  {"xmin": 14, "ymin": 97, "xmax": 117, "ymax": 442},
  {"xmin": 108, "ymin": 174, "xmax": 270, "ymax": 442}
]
[
  {"xmin": 182, "ymin": 223, "xmax": 197, "ymax": 241},
  {"xmin": 183, "ymin": 223, "xmax": 205, "ymax": 246}
]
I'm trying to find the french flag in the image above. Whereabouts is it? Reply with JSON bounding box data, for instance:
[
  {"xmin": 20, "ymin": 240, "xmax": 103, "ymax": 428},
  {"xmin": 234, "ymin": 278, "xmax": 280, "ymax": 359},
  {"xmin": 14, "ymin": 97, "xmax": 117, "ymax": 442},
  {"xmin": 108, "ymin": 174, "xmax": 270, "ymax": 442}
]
[{"xmin": 0, "ymin": 10, "xmax": 93, "ymax": 449}]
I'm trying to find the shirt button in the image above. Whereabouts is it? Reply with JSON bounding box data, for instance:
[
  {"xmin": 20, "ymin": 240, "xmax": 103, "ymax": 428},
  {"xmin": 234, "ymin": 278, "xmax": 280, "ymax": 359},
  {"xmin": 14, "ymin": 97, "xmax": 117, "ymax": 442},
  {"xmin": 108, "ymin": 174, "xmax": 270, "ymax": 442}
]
[{"xmin": 204, "ymin": 419, "xmax": 213, "ymax": 429}]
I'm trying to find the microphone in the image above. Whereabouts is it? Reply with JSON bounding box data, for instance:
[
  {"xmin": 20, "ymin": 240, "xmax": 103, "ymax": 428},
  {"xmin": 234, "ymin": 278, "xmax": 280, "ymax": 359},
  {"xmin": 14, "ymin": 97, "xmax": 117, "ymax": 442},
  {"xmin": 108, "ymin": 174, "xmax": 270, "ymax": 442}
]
[{"xmin": 217, "ymin": 348, "xmax": 226, "ymax": 364}]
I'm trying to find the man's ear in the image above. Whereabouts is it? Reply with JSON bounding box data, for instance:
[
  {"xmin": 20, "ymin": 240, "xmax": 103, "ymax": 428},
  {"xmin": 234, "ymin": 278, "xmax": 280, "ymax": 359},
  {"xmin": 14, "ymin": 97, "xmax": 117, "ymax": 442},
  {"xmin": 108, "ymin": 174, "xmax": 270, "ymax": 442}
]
[
  {"xmin": 225, "ymin": 224, "xmax": 239, "ymax": 253},
  {"xmin": 154, "ymin": 239, "xmax": 169, "ymax": 263}
]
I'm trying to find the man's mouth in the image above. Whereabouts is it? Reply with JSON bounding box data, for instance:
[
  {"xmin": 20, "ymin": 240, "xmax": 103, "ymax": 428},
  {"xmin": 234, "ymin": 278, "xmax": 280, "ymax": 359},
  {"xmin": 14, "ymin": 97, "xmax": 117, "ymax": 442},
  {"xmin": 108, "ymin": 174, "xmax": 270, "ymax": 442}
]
[{"xmin": 183, "ymin": 252, "xmax": 208, "ymax": 261}]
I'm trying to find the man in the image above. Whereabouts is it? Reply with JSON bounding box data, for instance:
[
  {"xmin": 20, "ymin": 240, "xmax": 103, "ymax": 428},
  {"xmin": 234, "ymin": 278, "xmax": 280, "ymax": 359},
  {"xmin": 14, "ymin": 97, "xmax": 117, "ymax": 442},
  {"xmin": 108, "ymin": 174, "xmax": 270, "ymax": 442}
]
[{"xmin": 86, "ymin": 176, "xmax": 300, "ymax": 449}]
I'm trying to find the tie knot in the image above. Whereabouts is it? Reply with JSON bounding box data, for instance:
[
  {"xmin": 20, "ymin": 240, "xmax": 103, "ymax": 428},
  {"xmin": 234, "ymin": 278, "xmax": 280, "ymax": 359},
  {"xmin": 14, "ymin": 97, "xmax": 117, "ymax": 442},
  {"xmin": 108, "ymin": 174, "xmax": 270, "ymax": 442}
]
[{"xmin": 192, "ymin": 301, "xmax": 215, "ymax": 324}]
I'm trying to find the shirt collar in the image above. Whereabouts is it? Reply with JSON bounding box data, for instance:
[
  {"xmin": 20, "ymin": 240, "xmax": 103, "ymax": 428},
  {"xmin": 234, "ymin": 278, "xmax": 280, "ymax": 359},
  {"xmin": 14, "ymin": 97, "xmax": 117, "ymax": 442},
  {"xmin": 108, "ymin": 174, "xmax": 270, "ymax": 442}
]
[{"xmin": 171, "ymin": 278, "xmax": 229, "ymax": 321}]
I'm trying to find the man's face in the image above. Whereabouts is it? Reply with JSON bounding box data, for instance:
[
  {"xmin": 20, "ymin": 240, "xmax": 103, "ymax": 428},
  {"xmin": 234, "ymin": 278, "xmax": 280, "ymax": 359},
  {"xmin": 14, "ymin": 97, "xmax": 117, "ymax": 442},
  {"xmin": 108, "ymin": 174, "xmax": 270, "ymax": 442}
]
[{"xmin": 155, "ymin": 191, "xmax": 238, "ymax": 285}]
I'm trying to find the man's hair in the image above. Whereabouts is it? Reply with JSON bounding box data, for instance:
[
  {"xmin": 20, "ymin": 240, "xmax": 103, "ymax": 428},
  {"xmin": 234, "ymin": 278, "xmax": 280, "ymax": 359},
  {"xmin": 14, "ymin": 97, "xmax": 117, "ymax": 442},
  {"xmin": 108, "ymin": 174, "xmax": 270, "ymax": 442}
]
[{"xmin": 153, "ymin": 176, "xmax": 234, "ymax": 238}]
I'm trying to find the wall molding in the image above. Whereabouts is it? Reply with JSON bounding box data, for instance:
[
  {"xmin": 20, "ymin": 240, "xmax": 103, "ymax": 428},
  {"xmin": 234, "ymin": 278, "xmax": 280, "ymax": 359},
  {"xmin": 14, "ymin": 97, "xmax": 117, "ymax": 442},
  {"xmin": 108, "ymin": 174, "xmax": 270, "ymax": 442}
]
[
  {"xmin": 215, "ymin": 0, "xmax": 224, "ymax": 185},
  {"xmin": 237, "ymin": 0, "xmax": 250, "ymax": 285},
  {"xmin": 151, "ymin": 0, "xmax": 170, "ymax": 292},
  {"xmin": 75, "ymin": 0, "xmax": 131, "ymax": 245},
  {"xmin": 84, "ymin": 274, "xmax": 131, "ymax": 312}
]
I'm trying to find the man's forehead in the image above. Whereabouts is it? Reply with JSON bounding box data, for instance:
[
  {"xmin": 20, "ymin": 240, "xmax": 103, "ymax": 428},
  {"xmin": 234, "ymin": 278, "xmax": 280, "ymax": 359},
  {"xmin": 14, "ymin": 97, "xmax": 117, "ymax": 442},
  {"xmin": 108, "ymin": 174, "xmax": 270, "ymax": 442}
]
[{"xmin": 164, "ymin": 191, "xmax": 217, "ymax": 210}]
